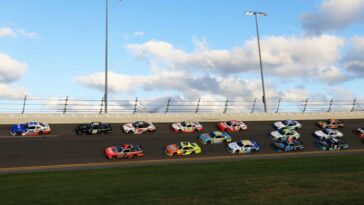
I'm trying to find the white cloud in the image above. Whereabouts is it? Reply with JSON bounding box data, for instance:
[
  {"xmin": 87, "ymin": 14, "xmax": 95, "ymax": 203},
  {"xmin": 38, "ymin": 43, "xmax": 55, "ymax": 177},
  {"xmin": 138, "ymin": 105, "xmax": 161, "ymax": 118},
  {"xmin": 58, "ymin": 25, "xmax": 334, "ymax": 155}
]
[
  {"xmin": 0, "ymin": 27, "xmax": 17, "ymax": 37},
  {"xmin": 0, "ymin": 53, "xmax": 27, "ymax": 83},
  {"xmin": 133, "ymin": 31, "xmax": 145, "ymax": 37},
  {"xmin": 0, "ymin": 83, "xmax": 27, "ymax": 99},
  {"xmin": 301, "ymin": 0, "xmax": 364, "ymax": 35},
  {"xmin": 343, "ymin": 36, "xmax": 364, "ymax": 77},
  {"xmin": 127, "ymin": 35, "xmax": 345, "ymax": 83},
  {"xmin": 0, "ymin": 27, "xmax": 39, "ymax": 38}
]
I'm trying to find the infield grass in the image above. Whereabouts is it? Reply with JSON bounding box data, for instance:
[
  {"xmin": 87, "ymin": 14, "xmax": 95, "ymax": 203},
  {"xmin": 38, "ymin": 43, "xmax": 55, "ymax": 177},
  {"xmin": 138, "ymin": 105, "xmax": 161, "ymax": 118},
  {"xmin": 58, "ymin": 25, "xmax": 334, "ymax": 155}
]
[{"xmin": 1, "ymin": 154, "xmax": 364, "ymax": 205}]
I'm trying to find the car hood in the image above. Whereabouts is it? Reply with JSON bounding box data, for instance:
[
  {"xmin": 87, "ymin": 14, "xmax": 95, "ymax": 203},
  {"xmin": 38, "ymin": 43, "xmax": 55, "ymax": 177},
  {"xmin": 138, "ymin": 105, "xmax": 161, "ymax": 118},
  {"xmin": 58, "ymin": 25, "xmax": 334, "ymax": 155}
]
[
  {"xmin": 10, "ymin": 124, "xmax": 25, "ymax": 133},
  {"xmin": 166, "ymin": 144, "xmax": 178, "ymax": 153},
  {"xmin": 199, "ymin": 133, "xmax": 211, "ymax": 142},
  {"xmin": 228, "ymin": 142, "xmax": 240, "ymax": 150},
  {"xmin": 274, "ymin": 122, "xmax": 284, "ymax": 128}
]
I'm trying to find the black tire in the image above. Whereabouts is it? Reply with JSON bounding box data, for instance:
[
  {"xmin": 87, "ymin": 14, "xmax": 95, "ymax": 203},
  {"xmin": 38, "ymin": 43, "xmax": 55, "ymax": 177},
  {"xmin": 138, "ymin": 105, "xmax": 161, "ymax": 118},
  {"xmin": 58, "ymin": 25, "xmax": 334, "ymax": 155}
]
[
  {"xmin": 178, "ymin": 129, "xmax": 182, "ymax": 133},
  {"xmin": 112, "ymin": 156, "xmax": 117, "ymax": 160},
  {"xmin": 207, "ymin": 141, "xmax": 211, "ymax": 144},
  {"xmin": 38, "ymin": 131, "xmax": 43, "ymax": 135},
  {"xmin": 191, "ymin": 151, "xmax": 195, "ymax": 155},
  {"xmin": 224, "ymin": 129, "xmax": 228, "ymax": 132},
  {"xmin": 173, "ymin": 153, "xmax": 177, "ymax": 156},
  {"xmin": 194, "ymin": 129, "xmax": 198, "ymax": 132},
  {"xmin": 235, "ymin": 150, "xmax": 239, "ymax": 154}
]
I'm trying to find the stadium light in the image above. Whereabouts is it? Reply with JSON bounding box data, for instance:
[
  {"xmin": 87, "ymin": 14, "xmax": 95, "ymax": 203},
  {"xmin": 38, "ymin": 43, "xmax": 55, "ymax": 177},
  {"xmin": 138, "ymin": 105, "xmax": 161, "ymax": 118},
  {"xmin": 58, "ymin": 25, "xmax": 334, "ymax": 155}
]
[
  {"xmin": 104, "ymin": 0, "xmax": 122, "ymax": 113},
  {"xmin": 245, "ymin": 10, "xmax": 268, "ymax": 112}
]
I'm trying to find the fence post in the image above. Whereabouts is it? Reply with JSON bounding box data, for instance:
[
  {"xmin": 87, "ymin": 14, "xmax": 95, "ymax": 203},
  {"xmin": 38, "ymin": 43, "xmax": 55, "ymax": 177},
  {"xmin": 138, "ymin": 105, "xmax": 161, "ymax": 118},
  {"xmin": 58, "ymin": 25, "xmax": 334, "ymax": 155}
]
[
  {"xmin": 351, "ymin": 98, "xmax": 357, "ymax": 112},
  {"xmin": 99, "ymin": 97, "xmax": 104, "ymax": 114},
  {"xmin": 223, "ymin": 98, "xmax": 229, "ymax": 114},
  {"xmin": 63, "ymin": 96, "xmax": 68, "ymax": 114},
  {"xmin": 327, "ymin": 98, "xmax": 334, "ymax": 112},
  {"xmin": 133, "ymin": 97, "xmax": 139, "ymax": 114},
  {"xmin": 302, "ymin": 98, "xmax": 308, "ymax": 113},
  {"xmin": 195, "ymin": 97, "xmax": 201, "ymax": 113},
  {"xmin": 251, "ymin": 98, "xmax": 257, "ymax": 113},
  {"xmin": 21, "ymin": 95, "xmax": 27, "ymax": 114},
  {"xmin": 165, "ymin": 97, "xmax": 171, "ymax": 113},
  {"xmin": 275, "ymin": 98, "xmax": 281, "ymax": 113}
]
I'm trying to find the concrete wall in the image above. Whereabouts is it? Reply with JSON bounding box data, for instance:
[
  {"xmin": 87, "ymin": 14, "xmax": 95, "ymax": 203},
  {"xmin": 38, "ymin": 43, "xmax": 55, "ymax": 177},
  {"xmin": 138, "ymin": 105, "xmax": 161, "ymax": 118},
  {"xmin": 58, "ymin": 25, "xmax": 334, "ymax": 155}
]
[{"xmin": 1, "ymin": 112, "xmax": 363, "ymax": 124}]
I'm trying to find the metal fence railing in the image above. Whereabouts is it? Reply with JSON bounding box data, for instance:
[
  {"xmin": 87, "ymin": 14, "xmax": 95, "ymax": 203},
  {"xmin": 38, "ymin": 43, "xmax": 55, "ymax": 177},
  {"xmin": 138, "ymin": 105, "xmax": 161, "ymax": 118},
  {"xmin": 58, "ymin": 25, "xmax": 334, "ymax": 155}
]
[{"xmin": 0, "ymin": 96, "xmax": 363, "ymax": 114}]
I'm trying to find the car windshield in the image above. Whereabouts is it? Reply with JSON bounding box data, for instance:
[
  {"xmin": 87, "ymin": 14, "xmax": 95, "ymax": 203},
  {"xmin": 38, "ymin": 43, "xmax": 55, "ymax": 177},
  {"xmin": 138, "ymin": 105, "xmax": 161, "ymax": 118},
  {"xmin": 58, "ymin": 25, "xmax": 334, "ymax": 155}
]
[
  {"xmin": 226, "ymin": 121, "xmax": 232, "ymax": 126},
  {"xmin": 237, "ymin": 141, "xmax": 244, "ymax": 147},
  {"xmin": 115, "ymin": 146, "xmax": 123, "ymax": 152},
  {"xmin": 176, "ymin": 144, "xmax": 182, "ymax": 149},
  {"xmin": 181, "ymin": 122, "xmax": 187, "ymax": 127}
]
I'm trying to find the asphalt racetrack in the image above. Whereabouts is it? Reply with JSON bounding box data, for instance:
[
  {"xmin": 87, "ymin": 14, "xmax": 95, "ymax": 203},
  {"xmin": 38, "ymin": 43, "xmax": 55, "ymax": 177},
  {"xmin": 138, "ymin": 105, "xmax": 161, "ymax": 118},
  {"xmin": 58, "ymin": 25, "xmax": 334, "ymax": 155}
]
[{"xmin": 0, "ymin": 119, "xmax": 363, "ymax": 171}]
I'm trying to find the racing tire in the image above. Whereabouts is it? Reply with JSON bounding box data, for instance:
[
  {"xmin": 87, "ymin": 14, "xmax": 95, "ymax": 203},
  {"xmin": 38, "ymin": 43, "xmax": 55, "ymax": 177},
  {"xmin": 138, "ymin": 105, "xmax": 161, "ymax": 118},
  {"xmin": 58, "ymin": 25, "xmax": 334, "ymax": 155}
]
[
  {"xmin": 235, "ymin": 150, "xmax": 239, "ymax": 154},
  {"xmin": 178, "ymin": 129, "xmax": 182, "ymax": 133},
  {"xmin": 112, "ymin": 156, "xmax": 117, "ymax": 160},
  {"xmin": 38, "ymin": 131, "xmax": 43, "ymax": 135},
  {"xmin": 207, "ymin": 141, "xmax": 211, "ymax": 144},
  {"xmin": 194, "ymin": 129, "xmax": 198, "ymax": 132},
  {"xmin": 224, "ymin": 129, "xmax": 228, "ymax": 132},
  {"xmin": 173, "ymin": 153, "xmax": 177, "ymax": 156},
  {"xmin": 191, "ymin": 151, "xmax": 195, "ymax": 155}
]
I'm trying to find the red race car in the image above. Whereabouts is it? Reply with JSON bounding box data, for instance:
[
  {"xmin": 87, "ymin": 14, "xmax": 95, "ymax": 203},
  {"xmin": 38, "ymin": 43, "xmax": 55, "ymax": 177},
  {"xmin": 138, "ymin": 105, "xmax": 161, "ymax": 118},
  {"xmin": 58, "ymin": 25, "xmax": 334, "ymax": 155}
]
[
  {"xmin": 104, "ymin": 144, "xmax": 144, "ymax": 160},
  {"xmin": 217, "ymin": 120, "xmax": 247, "ymax": 132},
  {"xmin": 355, "ymin": 128, "xmax": 364, "ymax": 139},
  {"xmin": 317, "ymin": 119, "xmax": 344, "ymax": 129}
]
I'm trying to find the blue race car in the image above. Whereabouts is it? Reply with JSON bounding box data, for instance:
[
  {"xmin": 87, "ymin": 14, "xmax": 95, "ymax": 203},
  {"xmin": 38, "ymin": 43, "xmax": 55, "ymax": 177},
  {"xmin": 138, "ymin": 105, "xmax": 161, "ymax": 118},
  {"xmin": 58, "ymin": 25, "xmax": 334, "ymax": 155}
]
[
  {"xmin": 272, "ymin": 137, "xmax": 304, "ymax": 152},
  {"xmin": 10, "ymin": 121, "xmax": 51, "ymax": 136},
  {"xmin": 198, "ymin": 131, "xmax": 232, "ymax": 144}
]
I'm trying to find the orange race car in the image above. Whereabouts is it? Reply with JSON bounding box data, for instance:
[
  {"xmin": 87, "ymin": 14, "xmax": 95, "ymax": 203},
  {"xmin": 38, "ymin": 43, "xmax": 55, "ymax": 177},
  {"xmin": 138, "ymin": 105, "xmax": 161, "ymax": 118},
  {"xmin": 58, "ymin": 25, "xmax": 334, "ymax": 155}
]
[
  {"xmin": 317, "ymin": 119, "xmax": 344, "ymax": 129},
  {"xmin": 104, "ymin": 144, "xmax": 144, "ymax": 160}
]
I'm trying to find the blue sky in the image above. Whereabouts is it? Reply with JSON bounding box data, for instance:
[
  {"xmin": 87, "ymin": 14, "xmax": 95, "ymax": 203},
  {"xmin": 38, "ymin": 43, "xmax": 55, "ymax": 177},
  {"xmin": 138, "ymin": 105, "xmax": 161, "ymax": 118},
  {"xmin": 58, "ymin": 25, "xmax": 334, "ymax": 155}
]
[{"xmin": 0, "ymin": 0, "xmax": 364, "ymax": 101}]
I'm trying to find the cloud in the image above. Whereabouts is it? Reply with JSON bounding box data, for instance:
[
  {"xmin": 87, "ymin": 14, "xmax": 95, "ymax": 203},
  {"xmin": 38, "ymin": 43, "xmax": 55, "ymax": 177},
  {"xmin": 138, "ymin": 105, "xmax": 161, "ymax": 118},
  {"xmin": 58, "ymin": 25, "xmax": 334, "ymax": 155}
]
[
  {"xmin": 0, "ymin": 53, "xmax": 27, "ymax": 83},
  {"xmin": 0, "ymin": 83, "xmax": 27, "ymax": 99},
  {"xmin": 301, "ymin": 0, "xmax": 364, "ymax": 35},
  {"xmin": 0, "ymin": 27, "xmax": 39, "ymax": 38},
  {"xmin": 127, "ymin": 35, "xmax": 345, "ymax": 83},
  {"xmin": 133, "ymin": 31, "xmax": 145, "ymax": 37},
  {"xmin": 0, "ymin": 27, "xmax": 17, "ymax": 37},
  {"xmin": 343, "ymin": 36, "xmax": 364, "ymax": 77}
]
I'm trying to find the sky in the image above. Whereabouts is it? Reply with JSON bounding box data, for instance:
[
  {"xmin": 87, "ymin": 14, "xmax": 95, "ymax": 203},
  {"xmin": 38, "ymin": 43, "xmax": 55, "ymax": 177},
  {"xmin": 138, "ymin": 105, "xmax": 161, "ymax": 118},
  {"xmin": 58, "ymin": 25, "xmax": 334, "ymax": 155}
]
[{"xmin": 0, "ymin": 0, "xmax": 364, "ymax": 102}]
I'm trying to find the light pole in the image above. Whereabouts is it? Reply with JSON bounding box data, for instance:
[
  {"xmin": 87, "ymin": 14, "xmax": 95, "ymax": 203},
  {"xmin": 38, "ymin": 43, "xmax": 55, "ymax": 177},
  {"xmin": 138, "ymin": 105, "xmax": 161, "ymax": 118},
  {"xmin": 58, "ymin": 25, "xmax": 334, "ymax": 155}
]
[
  {"xmin": 104, "ymin": 0, "xmax": 109, "ymax": 113},
  {"xmin": 104, "ymin": 0, "xmax": 121, "ymax": 114},
  {"xmin": 245, "ymin": 11, "xmax": 268, "ymax": 112}
]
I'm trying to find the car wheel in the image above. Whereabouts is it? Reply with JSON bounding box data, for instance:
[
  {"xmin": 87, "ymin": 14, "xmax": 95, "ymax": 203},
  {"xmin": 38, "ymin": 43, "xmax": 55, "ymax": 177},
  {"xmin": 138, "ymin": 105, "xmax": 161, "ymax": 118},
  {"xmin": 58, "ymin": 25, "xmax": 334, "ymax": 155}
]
[
  {"xmin": 38, "ymin": 131, "xmax": 43, "ymax": 135},
  {"xmin": 194, "ymin": 129, "xmax": 198, "ymax": 132},
  {"xmin": 178, "ymin": 129, "xmax": 182, "ymax": 133},
  {"xmin": 235, "ymin": 150, "xmax": 239, "ymax": 154},
  {"xmin": 191, "ymin": 151, "xmax": 195, "ymax": 155},
  {"xmin": 207, "ymin": 141, "xmax": 211, "ymax": 144},
  {"xmin": 112, "ymin": 156, "xmax": 117, "ymax": 160},
  {"xmin": 173, "ymin": 153, "xmax": 177, "ymax": 156}
]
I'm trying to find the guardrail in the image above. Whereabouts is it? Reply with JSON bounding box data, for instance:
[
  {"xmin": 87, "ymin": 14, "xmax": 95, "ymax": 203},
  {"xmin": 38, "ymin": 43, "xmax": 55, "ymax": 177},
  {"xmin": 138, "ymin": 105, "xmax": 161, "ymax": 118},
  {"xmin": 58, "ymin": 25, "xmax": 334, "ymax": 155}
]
[{"xmin": 0, "ymin": 96, "xmax": 363, "ymax": 114}]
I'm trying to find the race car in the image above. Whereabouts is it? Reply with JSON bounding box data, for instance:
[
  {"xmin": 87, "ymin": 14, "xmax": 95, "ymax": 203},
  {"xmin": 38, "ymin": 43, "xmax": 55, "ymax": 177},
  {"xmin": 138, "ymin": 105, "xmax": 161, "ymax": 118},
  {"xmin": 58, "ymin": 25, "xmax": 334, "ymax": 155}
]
[
  {"xmin": 165, "ymin": 141, "xmax": 201, "ymax": 157},
  {"xmin": 104, "ymin": 144, "xmax": 144, "ymax": 160},
  {"xmin": 10, "ymin": 121, "xmax": 51, "ymax": 136},
  {"xmin": 171, "ymin": 121, "xmax": 203, "ymax": 133},
  {"xmin": 198, "ymin": 131, "xmax": 232, "ymax": 144},
  {"xmin": 317, "ymin": 137, "xmax": 349, "ymax": 151},
  {"xmin": 122, "ymin": 121, "xmax": 156, "ymax": 134},
  {"xmin": 314, "ymin": 128, "xmax": 343, "ymax": 140},
  {"xmin": 75, "ymin": 122, "xmax": 112, "ymax": 135},
  {"xmin": 317, "ymin": 119, "xmax": 344, "ymax": 129},
  {"xmin": 355, "ymin": 128, "xmax": 364, "ymax": 139},
  {"xmin": 272, "ymin": 137, "xmax": 304, "ymax": 152},
  {"xmin": 217, "ymin": 120, "xmax": 247, "ymax": 132},
  {"xmin": 270, "ymin": 128, "xmax": 300, "ymax": 141},
  {"xmin": 273, "ymin": 120, "xmax": 302, "ymax": 130},
  {"xmin": 227, "ymin": 140, "xmax": 260, "ymax": 154}
]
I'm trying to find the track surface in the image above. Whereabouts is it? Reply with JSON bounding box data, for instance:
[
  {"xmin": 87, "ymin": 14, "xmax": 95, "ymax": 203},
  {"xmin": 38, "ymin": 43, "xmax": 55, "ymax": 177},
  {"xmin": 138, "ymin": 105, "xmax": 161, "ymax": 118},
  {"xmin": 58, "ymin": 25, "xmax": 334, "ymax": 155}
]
[{"xmin": 0, "ymin": 119, "xmax": 363, "ymax": 169}]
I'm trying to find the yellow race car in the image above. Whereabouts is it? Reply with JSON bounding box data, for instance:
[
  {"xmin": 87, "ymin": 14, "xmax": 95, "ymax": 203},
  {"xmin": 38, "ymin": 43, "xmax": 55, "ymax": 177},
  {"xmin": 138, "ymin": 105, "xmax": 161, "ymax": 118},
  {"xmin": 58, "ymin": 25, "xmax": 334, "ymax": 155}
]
[{"xmin": 165, "ymin": 141, "xmax": 202, "ymax": 157}]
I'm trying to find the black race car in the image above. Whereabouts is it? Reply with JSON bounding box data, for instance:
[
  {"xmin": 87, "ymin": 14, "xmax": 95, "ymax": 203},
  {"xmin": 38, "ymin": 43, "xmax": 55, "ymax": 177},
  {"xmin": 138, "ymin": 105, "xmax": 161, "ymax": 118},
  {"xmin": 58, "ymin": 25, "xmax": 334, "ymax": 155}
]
[
  {"xmin": 317, "ymin": 137, "xmax": 349, "ymax": 151},
  {"xmin": 75, "ymin": 122, "xmax": 112, "ymax": 135},
  {"xmin": 272, "ymin": 137, "xmax": 304, "ymax": 152}
]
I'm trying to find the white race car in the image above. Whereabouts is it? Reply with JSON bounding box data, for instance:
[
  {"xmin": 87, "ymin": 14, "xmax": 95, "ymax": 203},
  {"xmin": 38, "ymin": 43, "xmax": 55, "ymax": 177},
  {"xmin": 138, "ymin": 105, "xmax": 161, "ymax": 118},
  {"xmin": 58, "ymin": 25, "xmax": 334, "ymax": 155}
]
[
  {"xmin": 270, "ymin": 128, "xmax": 300, "ymax": 141},
  {"xmin": 314, "ymin": 128, "xmax": 343, "ymax": 140},
  {"xmin": 226, "ymin": 140, "xmax": 260, "ymax": 154},
  {"xmin": 122, "ymin": 121, "xmax": 156, "ymax": 134},
  {"xmin": 273, "ymin": 120, "xmax": 302, "ymax": 130},
  {"xmin": 171, "ymin": 121, "xmax": 203, "ymax": 133}
]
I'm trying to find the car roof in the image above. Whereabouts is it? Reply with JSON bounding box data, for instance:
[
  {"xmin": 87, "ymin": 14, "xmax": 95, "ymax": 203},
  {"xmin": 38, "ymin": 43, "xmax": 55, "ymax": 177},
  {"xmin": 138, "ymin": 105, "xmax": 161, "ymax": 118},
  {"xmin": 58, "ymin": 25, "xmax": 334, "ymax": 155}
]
[{"xmin": 241, "ymin": 140, "xmax": 252, "ymax": 146}]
